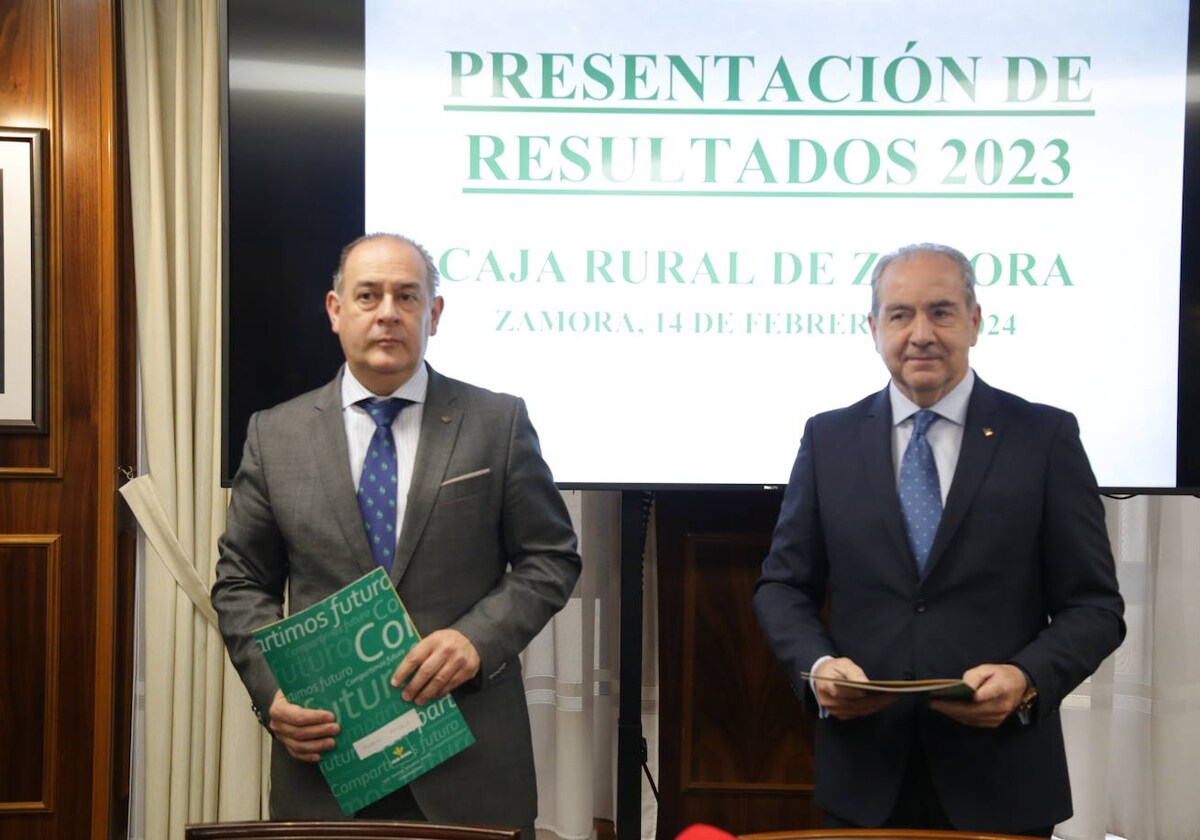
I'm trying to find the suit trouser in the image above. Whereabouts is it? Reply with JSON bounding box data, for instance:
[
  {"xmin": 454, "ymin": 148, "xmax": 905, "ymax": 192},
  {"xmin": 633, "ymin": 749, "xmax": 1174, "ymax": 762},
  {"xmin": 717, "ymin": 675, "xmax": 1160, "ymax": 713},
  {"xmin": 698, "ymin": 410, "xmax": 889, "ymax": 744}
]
[{"xmin": 823, "ymin": 734, "xmax": 1052, "ymax": 839}]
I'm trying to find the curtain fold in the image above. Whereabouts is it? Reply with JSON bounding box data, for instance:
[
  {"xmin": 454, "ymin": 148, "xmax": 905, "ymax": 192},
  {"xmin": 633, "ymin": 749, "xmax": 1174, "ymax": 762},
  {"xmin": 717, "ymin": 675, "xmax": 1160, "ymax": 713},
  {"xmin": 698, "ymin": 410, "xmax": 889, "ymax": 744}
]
[
  {"xmin": 123, "ymin": 0, "xmax": 266, "ymax": 836},
  {"xmin": 1059, "ymin": 495, "xmax": 1200, "ymax": 840},
  {"xmin": 526, "ymin": 492, "xmax": 661, "ymax": 840}
]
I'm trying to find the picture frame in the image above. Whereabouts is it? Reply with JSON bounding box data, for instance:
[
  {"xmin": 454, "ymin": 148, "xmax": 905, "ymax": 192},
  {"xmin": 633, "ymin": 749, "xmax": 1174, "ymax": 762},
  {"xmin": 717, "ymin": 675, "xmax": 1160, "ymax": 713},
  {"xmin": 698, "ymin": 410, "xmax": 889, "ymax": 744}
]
[{"xmin": 0, "ymin": 127, "xmax": 48, "ymax": 434}]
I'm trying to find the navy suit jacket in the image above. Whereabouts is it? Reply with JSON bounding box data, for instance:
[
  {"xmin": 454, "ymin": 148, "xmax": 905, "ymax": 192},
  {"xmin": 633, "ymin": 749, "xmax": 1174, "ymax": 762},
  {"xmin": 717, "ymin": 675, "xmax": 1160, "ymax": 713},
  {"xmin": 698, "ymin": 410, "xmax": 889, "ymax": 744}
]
[{"xmin": 753, "ymin": 376, "xmax": 1124, "ymax": 832}]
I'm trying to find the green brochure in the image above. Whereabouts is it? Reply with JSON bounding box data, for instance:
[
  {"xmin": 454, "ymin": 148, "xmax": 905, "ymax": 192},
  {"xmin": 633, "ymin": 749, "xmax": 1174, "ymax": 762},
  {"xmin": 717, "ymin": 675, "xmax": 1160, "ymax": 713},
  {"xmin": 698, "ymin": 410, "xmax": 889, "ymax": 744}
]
[{"xmin": 253, "ymin": 567, "xmax": 475, "ymax": 814}]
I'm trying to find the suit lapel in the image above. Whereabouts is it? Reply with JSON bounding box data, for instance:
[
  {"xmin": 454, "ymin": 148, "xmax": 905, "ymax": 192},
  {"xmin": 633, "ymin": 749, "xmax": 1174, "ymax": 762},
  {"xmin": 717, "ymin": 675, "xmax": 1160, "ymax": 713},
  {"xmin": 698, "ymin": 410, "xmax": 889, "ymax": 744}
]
[
  {"xmin": 311, "ymin": 371, "xmax": 378, "ymax": 577},
  {"xmin": 392, "ymin": 366, "xmax": 462, "ymax": 584},
  {"xmin": 860, "ymin": 387, "xmax": 913, "ymax": 564},
  {"xmin": 923, "ymin": 377, "xmax": 1001, "ymax": 579}
]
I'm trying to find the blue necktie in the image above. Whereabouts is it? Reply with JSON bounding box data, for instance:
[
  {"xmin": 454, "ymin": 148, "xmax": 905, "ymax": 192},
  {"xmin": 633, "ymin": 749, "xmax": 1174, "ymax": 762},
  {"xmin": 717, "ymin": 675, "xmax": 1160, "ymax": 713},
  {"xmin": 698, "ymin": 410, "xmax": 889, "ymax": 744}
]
[
  {"xmin": 356, "ymin": 397, "xmax": 411, "ymax": 573},
  {"xmin": 899, "ymin": 409, "xmax": 942, "ymax": 573}
]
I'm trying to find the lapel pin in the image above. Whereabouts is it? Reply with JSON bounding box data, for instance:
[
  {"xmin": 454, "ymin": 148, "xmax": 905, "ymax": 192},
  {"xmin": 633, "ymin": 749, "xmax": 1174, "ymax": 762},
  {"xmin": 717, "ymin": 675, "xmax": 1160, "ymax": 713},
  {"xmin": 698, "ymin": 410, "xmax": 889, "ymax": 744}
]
[
  {"xmin": 441, "ymin": 415, "xmax": 452, "ymax": 424},
  {"xmin": 983, "ymin": 427, "xmax": 994, "ymax": 437}
]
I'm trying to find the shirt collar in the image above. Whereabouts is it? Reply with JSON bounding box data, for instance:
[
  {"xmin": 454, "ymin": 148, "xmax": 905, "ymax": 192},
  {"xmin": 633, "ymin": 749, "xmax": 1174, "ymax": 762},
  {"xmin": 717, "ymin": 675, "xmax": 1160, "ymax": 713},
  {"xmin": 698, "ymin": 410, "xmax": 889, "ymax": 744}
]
[
  {"xmin": 340, "ymin": 363, "xmax": 429, "ymax": 410},
  {"xmin": 888, "ymin": 368, "xmax": 975, "ymax": 427}
]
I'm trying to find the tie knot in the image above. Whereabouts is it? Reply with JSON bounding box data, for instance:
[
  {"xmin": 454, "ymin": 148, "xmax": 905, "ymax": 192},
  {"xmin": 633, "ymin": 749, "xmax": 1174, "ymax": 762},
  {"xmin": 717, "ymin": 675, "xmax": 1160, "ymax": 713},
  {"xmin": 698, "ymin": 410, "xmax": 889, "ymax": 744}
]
[
  {"xmin": 912, "ymin": 409, "xmax": 939, "ymax": 436},
  {"xmin": 358, "ymin": 397, "xmax": 411, "ymax": 428}
]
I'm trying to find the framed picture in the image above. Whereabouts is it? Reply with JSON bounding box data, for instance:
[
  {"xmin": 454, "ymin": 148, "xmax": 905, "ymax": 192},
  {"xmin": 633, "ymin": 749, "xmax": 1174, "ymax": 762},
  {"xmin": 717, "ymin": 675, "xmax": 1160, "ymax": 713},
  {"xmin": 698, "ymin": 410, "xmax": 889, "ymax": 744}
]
[{"xmin": 0, "ymin": 127, "xmax": 48, "ymax": 433}]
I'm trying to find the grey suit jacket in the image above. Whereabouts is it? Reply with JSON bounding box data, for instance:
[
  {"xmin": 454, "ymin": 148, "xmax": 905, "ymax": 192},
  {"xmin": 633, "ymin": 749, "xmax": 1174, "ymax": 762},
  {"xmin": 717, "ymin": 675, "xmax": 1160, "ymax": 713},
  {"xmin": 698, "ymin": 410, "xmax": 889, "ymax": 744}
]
[
  {"xmin": 213, "ymin": 364, "xmax": 581, "ymax": 827},
  {"xmin": 753, "ymin": 377, "xmax": 1125, "ymax": 832}
]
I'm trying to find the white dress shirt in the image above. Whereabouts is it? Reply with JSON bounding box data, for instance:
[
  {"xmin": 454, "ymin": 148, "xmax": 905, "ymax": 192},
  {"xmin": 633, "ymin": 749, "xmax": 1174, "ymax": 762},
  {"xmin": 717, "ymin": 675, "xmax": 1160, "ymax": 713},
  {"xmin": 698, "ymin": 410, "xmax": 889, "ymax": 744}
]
[{"xmin": 887, "ymin": 368, "xmax": 975, "ymax": 503}]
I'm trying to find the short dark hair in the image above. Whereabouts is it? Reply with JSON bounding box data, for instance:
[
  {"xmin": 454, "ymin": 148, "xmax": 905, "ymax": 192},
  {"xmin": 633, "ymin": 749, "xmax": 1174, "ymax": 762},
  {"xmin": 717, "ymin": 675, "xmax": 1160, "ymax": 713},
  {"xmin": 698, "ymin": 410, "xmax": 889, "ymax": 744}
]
[
  {"xmin": 331, "ymin": 233, "xmax": 440, "ymax": 297},
  {"xmin": 870, "ymin": 243, "xmax": 976, "ymax": 317}
]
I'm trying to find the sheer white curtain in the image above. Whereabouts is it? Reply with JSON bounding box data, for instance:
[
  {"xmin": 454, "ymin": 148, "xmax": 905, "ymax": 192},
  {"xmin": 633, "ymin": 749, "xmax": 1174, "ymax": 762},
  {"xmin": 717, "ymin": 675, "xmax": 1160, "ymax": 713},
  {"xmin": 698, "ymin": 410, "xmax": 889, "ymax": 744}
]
[
  {"xmin": 527, "ymin": 492, "xmax": 661, "ymax": 840},
  {"xmin": 1059, "ymin": 495, "xmax": 1200, "ymax": 840}
]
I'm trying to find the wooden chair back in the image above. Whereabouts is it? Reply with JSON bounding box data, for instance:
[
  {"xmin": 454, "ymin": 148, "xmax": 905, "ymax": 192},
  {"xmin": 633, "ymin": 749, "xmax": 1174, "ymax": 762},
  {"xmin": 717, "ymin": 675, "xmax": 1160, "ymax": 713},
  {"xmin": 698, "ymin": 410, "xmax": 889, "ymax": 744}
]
[
  {"xmin": 184, "ymin": 820, "xmax": 522, "ymax": 840},
  {"xmin": 738, "ymin": 830, "xmax": 1036, "ymax": 840}
]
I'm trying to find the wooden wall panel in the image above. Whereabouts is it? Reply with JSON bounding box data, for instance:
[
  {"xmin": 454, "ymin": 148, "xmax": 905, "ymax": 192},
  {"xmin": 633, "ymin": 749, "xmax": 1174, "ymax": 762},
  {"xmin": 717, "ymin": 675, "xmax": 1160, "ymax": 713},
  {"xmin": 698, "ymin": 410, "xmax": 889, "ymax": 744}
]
[
  {"xmin": 0, "ymin": 0, "xmax": 51, "ymax": 124},
  {"xmin": 657, "ymin": 491, "xmax": 820, "ymax": 840},
  {"xmin": 0, "ymin": 0, "xmax": 130, "ymax": 838},
  {"xmin": 0, "ymin": 0, "xmax": 57, "ymax": 480},
  {"xmin": 0, "ymin": 536, "xmax": 59, "ymax": 811},
  {"xmin": 680, "ymin": 535, "xmax": 813, "ymax": 792}
]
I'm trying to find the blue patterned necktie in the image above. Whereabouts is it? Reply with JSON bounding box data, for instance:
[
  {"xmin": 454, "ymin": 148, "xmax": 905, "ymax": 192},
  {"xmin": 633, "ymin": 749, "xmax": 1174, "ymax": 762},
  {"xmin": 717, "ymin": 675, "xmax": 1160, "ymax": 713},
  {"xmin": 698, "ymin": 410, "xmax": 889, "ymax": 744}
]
[
  {"xmin": 356, "ymin": 397, "xmax": 412, "ymax": 573},
  {"xmin": 899, "ymin": 409, "xmax": 942, "ymax": 573}
]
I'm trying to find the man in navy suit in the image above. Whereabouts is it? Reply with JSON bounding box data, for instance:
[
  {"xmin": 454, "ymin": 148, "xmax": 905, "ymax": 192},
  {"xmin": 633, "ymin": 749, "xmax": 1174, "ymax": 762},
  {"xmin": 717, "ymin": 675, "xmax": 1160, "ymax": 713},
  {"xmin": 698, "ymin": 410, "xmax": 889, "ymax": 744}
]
[{"xmin": 753, "ymin": 243, "xmax": 1124, "ymax": 837}]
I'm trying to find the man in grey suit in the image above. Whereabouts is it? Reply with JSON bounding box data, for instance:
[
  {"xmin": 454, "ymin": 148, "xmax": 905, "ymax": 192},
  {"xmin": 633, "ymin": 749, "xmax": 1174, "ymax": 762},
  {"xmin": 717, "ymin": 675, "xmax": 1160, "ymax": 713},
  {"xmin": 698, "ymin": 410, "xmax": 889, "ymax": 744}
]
[
  {"xmin": 213, "ymin": 233, "xmax": 581, "ymax": 837},
  {"xmin": 753, "ymin": 243, "xmax": 1124, "ymax": 836}
]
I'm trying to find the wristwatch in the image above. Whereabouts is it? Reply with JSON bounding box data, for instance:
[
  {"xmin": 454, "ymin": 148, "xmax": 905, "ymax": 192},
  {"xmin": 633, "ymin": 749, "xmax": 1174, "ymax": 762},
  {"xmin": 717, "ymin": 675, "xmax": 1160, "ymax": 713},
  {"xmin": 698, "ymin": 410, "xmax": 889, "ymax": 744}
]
[{"xmin": 1016, "ymin": 685, "xmax": 1038, "ymax": 714}]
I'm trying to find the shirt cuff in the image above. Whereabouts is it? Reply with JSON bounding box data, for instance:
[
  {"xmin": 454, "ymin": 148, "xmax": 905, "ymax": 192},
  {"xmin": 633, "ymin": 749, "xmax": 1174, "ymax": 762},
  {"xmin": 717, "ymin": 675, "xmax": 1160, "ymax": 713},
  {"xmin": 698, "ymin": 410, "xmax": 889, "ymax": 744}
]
[{"xmin": 810, "ymin": 655, "xmax": 833, "ymax": 719}]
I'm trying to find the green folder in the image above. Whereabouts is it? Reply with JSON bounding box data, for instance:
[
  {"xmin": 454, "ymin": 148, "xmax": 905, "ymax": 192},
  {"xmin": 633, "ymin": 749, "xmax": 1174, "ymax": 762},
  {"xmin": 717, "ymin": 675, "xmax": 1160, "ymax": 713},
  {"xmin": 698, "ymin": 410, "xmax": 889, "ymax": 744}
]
[{"xmin": 253, "ymin": 567, "xmax": 475, "ymax": 814}]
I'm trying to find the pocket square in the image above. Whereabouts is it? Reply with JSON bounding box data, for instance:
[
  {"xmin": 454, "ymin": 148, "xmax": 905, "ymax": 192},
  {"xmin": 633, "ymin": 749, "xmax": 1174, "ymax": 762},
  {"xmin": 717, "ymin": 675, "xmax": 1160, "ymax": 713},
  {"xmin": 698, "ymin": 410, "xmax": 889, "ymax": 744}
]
[{"xmin": 440, "ymin": 467, "xmax": 491, "ymax": 487}]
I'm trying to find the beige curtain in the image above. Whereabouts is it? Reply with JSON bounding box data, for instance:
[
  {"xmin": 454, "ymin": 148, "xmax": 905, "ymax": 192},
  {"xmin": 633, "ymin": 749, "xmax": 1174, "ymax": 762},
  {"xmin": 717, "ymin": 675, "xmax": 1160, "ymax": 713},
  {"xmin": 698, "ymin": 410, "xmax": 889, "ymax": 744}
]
[
  {"xmin": 121, "ymin": 0, "xmax": 267, "ymax": 837},
  {"xmin": 1059, "ymin": 495, "xmax": 1200, "ymax": 840}
]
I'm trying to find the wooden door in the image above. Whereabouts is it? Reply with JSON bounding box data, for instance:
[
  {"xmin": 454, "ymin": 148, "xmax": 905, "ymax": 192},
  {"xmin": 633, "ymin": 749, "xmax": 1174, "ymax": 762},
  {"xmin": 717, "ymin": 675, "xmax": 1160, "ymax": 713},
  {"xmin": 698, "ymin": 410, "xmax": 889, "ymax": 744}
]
[{"xmin": 656, "ymin": 490, "xmax": 819, "ymax": 839}]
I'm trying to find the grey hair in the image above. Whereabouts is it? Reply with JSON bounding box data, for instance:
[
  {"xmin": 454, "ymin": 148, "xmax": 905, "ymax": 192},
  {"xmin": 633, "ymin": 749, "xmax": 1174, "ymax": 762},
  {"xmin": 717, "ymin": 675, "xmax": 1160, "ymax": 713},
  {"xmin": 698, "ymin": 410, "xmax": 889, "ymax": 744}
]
[
  {"xmin": 331, "ymin": 233, "xmax": 441, "ymax": 297},
  {"xmin": 870, "ymin": 243, "xmax": 976, "ymax": 317}
]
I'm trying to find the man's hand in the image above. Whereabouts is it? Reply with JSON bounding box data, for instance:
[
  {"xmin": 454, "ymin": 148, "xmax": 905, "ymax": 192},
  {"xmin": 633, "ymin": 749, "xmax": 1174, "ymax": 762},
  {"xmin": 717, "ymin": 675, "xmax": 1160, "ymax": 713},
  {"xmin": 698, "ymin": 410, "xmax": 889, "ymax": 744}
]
[
  {"xmin": 929, "ymin": 663, "xmax": 1028, "ymax": 727},
  {"xmin": 268, "ymin": 689, "xmax": 339, "ymax": 762},
  {"xmin": 390, "ymin": 628, "xmax": 481, "ymax": 705},
  {"xmin": 813, "ymin": 657, "xmax": 896, "ymax": 720}
]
